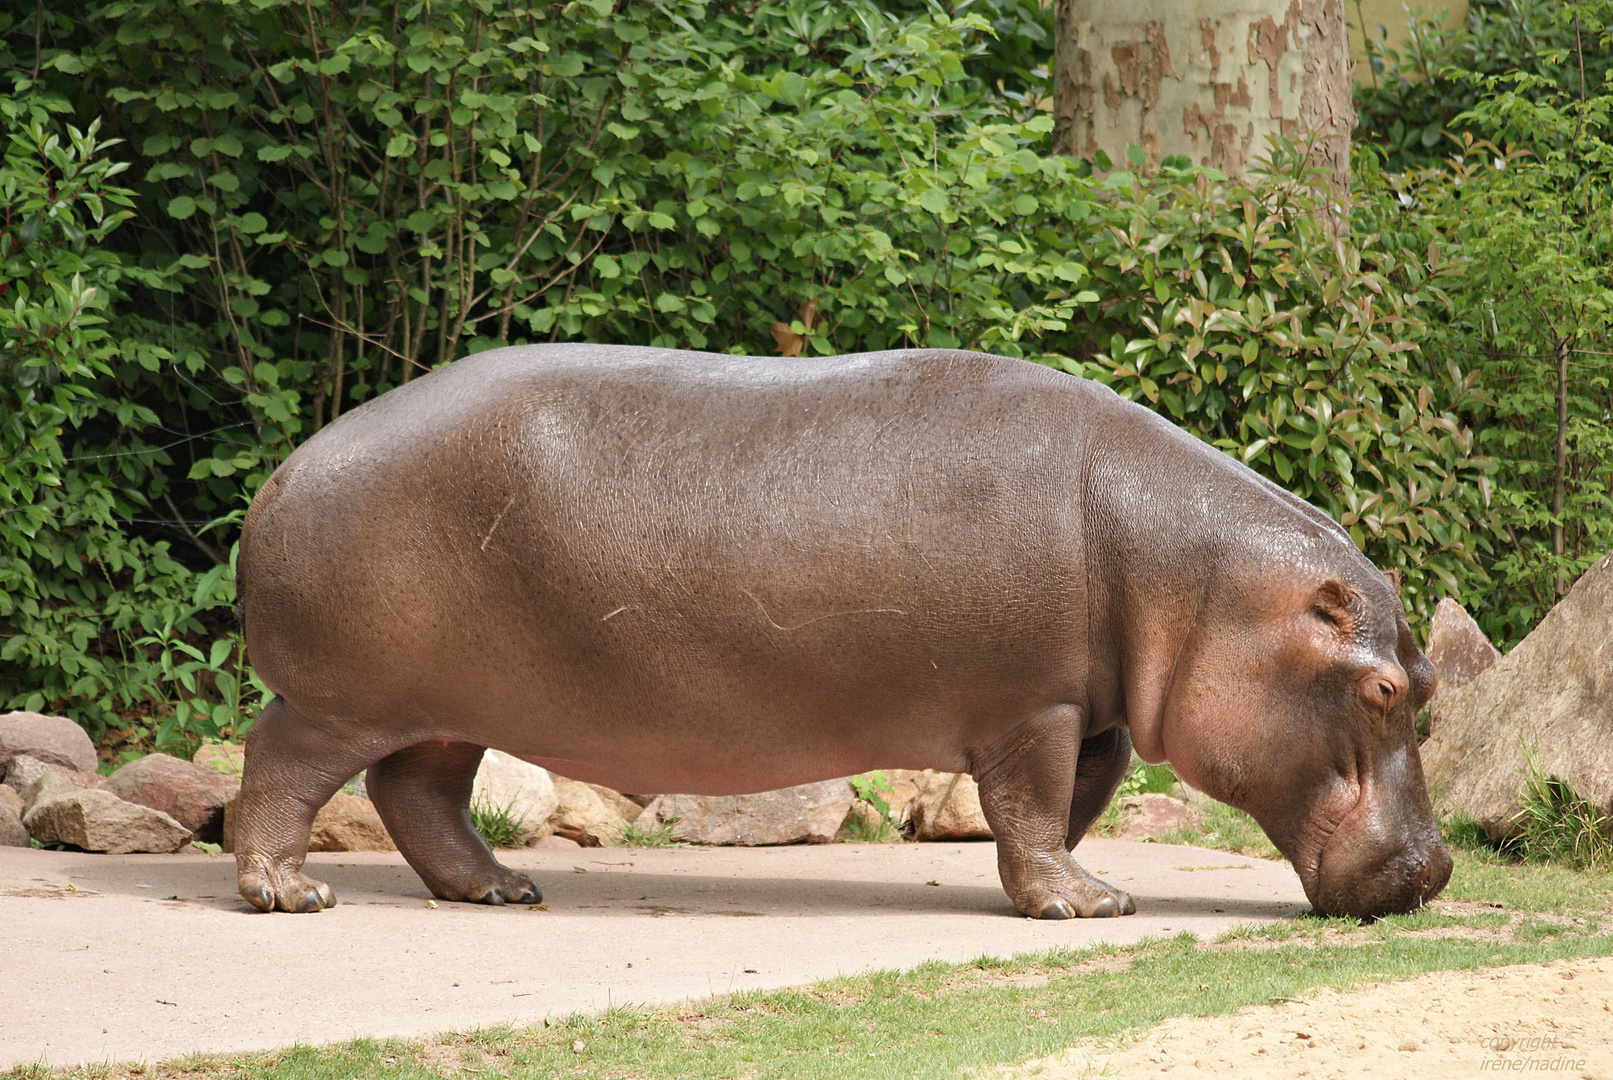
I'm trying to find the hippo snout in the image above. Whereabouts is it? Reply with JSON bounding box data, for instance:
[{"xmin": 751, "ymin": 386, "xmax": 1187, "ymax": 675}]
[{"xmin": 1311, "ymin": 835, "xmax": 1452, "ymax": 919}]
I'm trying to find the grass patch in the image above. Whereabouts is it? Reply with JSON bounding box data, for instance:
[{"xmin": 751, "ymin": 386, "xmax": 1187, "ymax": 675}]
[
  {"xmin": 1117, "ymin": 759, "xmax": 1178, "ymax": 797},
  {"xmin": 1088, "ymin": 757, "xmax": 1282, "ymax": 860},
  {"xmin": 37, "ymin": 918, "xmax": 1613, "ymax": 1080},
  {"xmin": 17, "ymin": 850, "xmax": 1612, "ymax": 1080},
  {"xmin": 1504, "ymin": 766, "xmax": 1613, "ymax": 869},
  {"xmin": 1152, "ymin": 799, "xmax": 1283, "ymax": 860},
  {"xmin": 1440, "ymin": 761, "xmax": 1613, "ymax": 877},
  {"xmin": 467, "ymin": 798, "xmax": 529, "ymax": 850},
  {"xmin": 613, "ymin": 817, "xmax": 685, "ymax": 848},
  {"xmin": 843, "ymin": 811, "xmax": 903, "ymax": 843}
]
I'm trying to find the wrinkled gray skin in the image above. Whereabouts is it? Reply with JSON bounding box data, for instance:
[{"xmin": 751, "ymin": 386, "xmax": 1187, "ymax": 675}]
[{"xmin": 234, "ymin": 345, "xmax": 1452, "ymax": 919}]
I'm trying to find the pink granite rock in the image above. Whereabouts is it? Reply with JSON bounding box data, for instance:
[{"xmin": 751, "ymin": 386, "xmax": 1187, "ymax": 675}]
[
  {"xmin": 0, "ymin": 711, "xmax": 98, "ymax": 774},
  {"xmin": 101, "ymin": 753, "xmax": 241, "ymax": 842},
  {"xmin": 1113, "ymin": 793, "xmax": 1199, "ymax": 841},
  {"xmin": 1425, "ymin": 598, "xmax": 1501, "ymax": 712}
]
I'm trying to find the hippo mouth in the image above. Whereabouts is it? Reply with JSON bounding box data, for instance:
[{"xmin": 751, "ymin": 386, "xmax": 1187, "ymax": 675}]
[
  {"xmin": 1290, "ymin": 792, "xmax": 1352, "ymax": 907},
  {"xmin": 1298, "ymin": 770, "xmax": 1451, "ymax": 918}
]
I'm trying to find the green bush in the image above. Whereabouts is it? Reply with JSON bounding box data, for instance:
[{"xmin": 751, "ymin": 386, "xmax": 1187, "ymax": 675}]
[
  {"xmin": 1354, "ymin": 0, "xmax": 1613, "ymax": 172},
  {"xmin": 1353, "ymin": 0, "xmax": 1613, "ymax": 643},
  {"xmin": 0, "ymin": 88, "xmax": 256, "ymax": 751},
  {"xmin": 1, "ymin": 0, "xmax": 1603, "ymax": 743}
]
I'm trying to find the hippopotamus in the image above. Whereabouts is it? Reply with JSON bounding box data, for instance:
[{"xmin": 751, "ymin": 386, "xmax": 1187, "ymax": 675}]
[{"xmin": 233, "ymin": 345, "xmax": 1452, "ymax": 919}]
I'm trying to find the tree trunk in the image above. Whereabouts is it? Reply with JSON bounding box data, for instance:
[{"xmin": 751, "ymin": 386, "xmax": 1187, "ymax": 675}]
[{"xmin": 1051, "ymin": 0, "xmax": 1354, "ymax": 192}]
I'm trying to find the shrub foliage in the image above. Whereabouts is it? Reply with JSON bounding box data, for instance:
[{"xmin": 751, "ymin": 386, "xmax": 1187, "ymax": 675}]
[{"xmin": 0, "ymin": 0, "xmax": 1608, "ymax": 750}]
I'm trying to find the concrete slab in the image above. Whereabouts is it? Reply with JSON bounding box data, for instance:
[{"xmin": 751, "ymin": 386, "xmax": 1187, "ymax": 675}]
[{"xmin": 0, "ymin": 839, "xmax": 1308, "ymax": 1069}]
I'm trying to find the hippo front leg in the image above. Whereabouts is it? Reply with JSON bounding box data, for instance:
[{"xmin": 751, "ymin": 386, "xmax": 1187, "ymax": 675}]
[
  {"xmin": 365, "ymin": 740, "xmax": 541, "ymax": 906},
  {"xmin": 976, "ymin": 706, "xmax": 1135, "ymax": 919}
]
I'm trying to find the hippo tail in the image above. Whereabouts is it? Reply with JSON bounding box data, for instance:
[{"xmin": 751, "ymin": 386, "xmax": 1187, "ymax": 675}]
[{"xmin": 234, "ymin": 469, "xmax": 284, "ymax": 627}]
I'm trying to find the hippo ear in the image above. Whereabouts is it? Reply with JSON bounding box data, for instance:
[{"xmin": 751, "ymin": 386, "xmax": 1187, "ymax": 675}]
[{"xmin": 1312, "ymin": 579, "xmax": 1360, "ymax": 636}]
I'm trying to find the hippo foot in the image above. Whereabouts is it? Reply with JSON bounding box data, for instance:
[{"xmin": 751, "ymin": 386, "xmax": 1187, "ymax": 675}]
[
  {"xmin": 1027, "ymin": 885, "xmax": 1136, "ymax": 919},
  {"xmin": 430, "ymin": 866, "xmax": 542, "ymax": 907},
  {"xmin": 1004, "ymin": 857, "xmax": 1135, "ymax": 919},
  {"xmin": 238, "ymin": 863, "xmax": 337, "ymax": 913}
]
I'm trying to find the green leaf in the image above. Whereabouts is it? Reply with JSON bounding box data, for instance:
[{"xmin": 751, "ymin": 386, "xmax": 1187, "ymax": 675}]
[{"xmin": 167, "ymin": 196, "xmax": 197, "ymax": 220}]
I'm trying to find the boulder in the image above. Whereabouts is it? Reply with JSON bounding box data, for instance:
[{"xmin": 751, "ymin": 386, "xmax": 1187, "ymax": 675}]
[
  {"xmin": 1425, "ymin": 598, "xmax": 1502, "ymax": 712},
  {"xmin": 471, "ymin": 749, "xmax": 558, "ymax": 842},
  {"xmin": 853, "ymin": 768, "xmax": 927, "ymax": 826},
  {"xmin": 1112, "ymin": 793, "xmax": 1199, "ymax": 840},
  {"xmin": 0, "ymin": 786, "xmax": 27, "ymax": 847},
  {"xmin": 220, "ymin": 792, "xmax": 396, "ymax": 853},
  {"xmin": 635, "ymin": 778, "xmax": 855, "ymax": 845},
  {"xmin": 23, "ymin": 787, "xmax": 192, "ymax": 854},
  {"xmin": 19, "ymin": 766, "xmax": 99, "ymax": 814},
  {"xmin": 1422, "ymin": 551, "xmax": 1613, "ymax": 839},
  {"xmin": 309, "ymin": 793, "xmax": 395, "ymax": 852},
  {"xmin": 910, "ymin": 771, "xmax": 993, "ymax": 840},
  {"xmin": 101, "ymin": 753, "xmax": 241, "ymax": 842},
  {"xmin": 527, "ymin": 833, "xmax": 582, "ymax": 850},
  {"xmin": 193, "ymin": 742, "xmax": 246, "ymax": 778},
  {"xmin": 5, "ymin": 754, "xmax": 100, "ymax": 797},
  {"xmin": 21, "ymin": 769, "xmax": 81, "ymax": 812},
  {"xmin": 547, "ymin": 810, "xmax": 604, "ymax": 848},
  {"xmin": 547, "ymin": 776, "xmax": 638, "ymax": 846},
  {"xmin": 835, "ymin": 799, "xmax": 885, "ymax": 841},
  {"xmin": 0, "ymin": 711, "xmax": 98, "ymax": 775}
]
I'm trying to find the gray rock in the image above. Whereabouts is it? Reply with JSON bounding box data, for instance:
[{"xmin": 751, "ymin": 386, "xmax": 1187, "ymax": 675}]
[
  {"xmin": 4, "ymin": 754, "xmax": 100, "ymax": 796},
  {"xmin": 19, "ymin": 766, "xmax": 99, "ymax": 814},
  {"xmin": 23, "ymin": 787, "xmax": 193, "ymax": 854},
  {"xmin": 636, "ymin": 779, "xmax": 855, "ymax": 845},
  {"xmin": 1113, "ymin": 793, "xmax": 1199, "ymax": 840},
  {"xmin": 0, "ymin": 711, "xmax": 98, "ymax": 774},
  {"xmin": 220, "ymin": 792, "xmax": 396, "ymax": 853},
  {"xmin": 911, "ymin": 771, "xmax": 993, "ymax": 841},
  {"xmin": 1423, "ymin": 551, "xmax": 1613, "ymax": 839},
  {"xmin": 309, "ymin": 793, "xmax": 394, "ymax": 852},
  {"xmin": 101, "ymin": 753, "xmax": 241, "ymax": 842},
  {"xmin": 856, "ymin": 769, "xmax": 927, "ymax": 827},
  {"xmin": 1426, "ymin": 598, "xmax": 1502, "ymax": 712},
  {"xmin": 471, "ymin": 750, "xmax": 557, "ymax": 842},
  {"xmin": 192, "ymin": 742, "xmax": 245, "ymax": 778},
  {"xmin": 0, "ymin": 786, "xmax": 27, "ymax": 847},
  {"xmin": 547, "ymin": 776, "xmax": 639, "ymax": 846}
]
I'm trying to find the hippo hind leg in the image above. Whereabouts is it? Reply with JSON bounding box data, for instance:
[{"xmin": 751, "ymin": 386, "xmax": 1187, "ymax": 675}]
[
  {"xmin": 1065, "ymin": 727, "xmax": 1135, "ymax": 854},
  {"xmin": 366, "ymin": 740, "xmax": 541, "ymax": 906},
  {"xmin": 235, "ymin": 697, "xmax": 388, "ymax": 912},
  {"xmin": 976, "ymin": 706, "xmax": 1135, "ymax": 919}
]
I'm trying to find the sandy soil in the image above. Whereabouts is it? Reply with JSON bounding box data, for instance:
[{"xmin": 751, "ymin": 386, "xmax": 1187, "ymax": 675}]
[{"xmin": 1013, "ymin": 957, "xmax": 1613, "ymax": 1079}]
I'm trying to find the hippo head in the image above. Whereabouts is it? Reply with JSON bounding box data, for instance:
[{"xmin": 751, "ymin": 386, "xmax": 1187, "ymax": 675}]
[{"xmin": 1145, "ymin": 560, "xmax": 1452, "ymax": 919}]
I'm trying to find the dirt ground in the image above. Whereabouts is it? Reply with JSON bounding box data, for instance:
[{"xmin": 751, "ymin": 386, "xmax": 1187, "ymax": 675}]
[{"xmin": 1012, "ymin": 956, "xmax": 1613, "ymax": 1079}]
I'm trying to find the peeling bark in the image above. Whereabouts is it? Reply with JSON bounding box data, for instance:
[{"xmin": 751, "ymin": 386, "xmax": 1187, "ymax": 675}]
[{"xmin": 1052, "ymin": 0, "xmax": 1353, "ymax": 192}]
